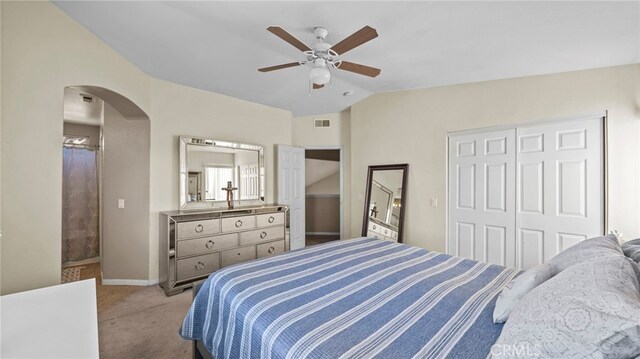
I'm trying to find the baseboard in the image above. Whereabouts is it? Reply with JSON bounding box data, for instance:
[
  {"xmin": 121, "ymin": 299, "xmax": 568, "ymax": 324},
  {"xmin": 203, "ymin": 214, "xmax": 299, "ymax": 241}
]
[
  {"xmin": 306, "ymin": 232, "xmax": 340, "ymax": 236},
  {"xmin": 62, "ymin": 257, "xmax": 100, "ymax": 268},
  {"xmin": 102, "ymin": 278, "xmax": 159, "ymax": 286}
]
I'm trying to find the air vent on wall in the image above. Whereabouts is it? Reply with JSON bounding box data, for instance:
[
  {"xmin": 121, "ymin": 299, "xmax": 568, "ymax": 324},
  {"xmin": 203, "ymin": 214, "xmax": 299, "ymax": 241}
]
[
  {"xmin": 314, "ymin": 119, "xmax": 331, "ymax": 128},
  {"xmin": 80, "ymin": 94, "xmax": 93, "ymax": 103}
]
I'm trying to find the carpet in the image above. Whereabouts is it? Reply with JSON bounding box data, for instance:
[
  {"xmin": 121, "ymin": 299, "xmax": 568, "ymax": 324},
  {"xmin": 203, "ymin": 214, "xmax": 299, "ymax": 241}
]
[
  {"xmin": 98, "ymin": 285, "xmax": 192, "ymax": 359},
  {"xmin": 61, "ymin": 266, "xmax": 84, "ymax": 283}
]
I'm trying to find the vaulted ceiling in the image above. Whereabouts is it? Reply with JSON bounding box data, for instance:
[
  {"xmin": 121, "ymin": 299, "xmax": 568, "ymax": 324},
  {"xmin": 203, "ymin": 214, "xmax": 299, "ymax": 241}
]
[{"xmin": 54, "ymin": 1, "xmax": 640, "ymax": 116}]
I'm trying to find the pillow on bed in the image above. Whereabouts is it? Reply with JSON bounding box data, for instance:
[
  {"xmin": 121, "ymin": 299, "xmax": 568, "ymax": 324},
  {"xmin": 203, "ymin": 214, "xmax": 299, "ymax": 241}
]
[
  {"xmin": 622, "ymin": 238, "xmax": 640, "ymax": 264},
  {"xmin": 548, "ymin": 233, "xmax": 623, "ymax": 272},
  {"xmin": 493, "ymin": 263, "xmax": 555, "ymax": 323},
  {"xmin": 491, "ymin": 254, "xmax": 640, "ymax": 359}
]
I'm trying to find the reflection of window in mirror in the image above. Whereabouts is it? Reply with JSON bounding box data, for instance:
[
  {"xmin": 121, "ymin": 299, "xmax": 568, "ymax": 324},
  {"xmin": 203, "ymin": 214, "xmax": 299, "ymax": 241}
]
[
  {"xmin": 187, "ymin": 172, "xmax": 202, "ymax": 202},
  {"xmin": 204, "ymin": 166, "xmax": 233, "ymax": 201}
]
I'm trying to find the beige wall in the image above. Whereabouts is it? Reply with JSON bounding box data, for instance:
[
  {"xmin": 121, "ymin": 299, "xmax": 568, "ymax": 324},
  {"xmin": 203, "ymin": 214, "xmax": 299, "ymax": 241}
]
[
  {"xmin": 102, "ymin": 103, "xmax": 150, "ymax": 281},
  {"xmin": 0, "ymin": 2, "xmax": 293, "ymax": 294},
  {"xmin": 1, "ymin": 1, "xmax": 151, "ymax": 294},
  {"xmin": 147, "ymin": 78, "xmax": 292, "ymax": 281},
  {"xmin": 351, "ymin": 64, "xmax": 640, "ymax": 251},
  {"xmin": 294, "ymin": 111, "xmax": 352, "ymax": 238},
  {"xmin": 307, "ymin": 172, "xmax": 340, "ymax": 195},
  {"xmin": 306, "ymin": 196, "xmax": 340, "ymax": 234}
]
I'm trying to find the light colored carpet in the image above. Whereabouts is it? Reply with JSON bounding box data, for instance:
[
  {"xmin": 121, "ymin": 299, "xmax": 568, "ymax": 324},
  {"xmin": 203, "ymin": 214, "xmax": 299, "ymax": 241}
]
[{"xmin": 98, "ymin": 285, "xmax": 193, "ymax": 359}]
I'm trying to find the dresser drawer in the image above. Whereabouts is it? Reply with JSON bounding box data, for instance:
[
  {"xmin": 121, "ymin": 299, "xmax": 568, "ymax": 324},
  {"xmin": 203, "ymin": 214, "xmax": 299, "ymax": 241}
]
[
  {"xmin": 256, "ymin": 212, "xmax": 285, "ymax": 227},
  {"xmin": 221, "ymin": 246, "xmax": 256, "ymax": 267},
  {"xmin": 239, "ymin": 226, "xmax": 284, "ymax": 246},
  {"xmin": 390, "ymin": 231, "xmax": 398, "ymax": 240},
  {"xmin": 368, "ymin": 231, "xmax": 383, "ymax": 240},
  {"xmin": 221, "ymin": 216, "xmax": 256, "ymax": 232},
  {"xmin": 177, "ymin": 219, "xmax": 220, "ymax": 239},
  {"xmin": 379, "ymin": 226, "xmax": 392, "ymax": 237},
  {"xmin": 257, "ymin": 240, "xmax": 285, "ymax": 258},
  {"xmin": 176, "ymin": 253, "xmax": 220, "ymax": 281},
  {"xmin": 368, "ymin": 221, "xmax": 382, "ymax": 234},
  {"xmin": 176, "ymin": 233, "xmax": 238, "ymax": 258}
]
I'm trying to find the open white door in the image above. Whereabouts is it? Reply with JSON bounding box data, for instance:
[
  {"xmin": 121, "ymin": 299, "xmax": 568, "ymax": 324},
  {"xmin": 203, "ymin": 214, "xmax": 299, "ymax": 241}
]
[{"xmin": 277, "ymin": 145, "xmax": 305, "ymax": 250}]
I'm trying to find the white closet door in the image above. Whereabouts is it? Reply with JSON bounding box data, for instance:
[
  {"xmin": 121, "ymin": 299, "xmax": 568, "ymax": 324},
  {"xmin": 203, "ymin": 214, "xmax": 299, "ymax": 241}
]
[
  {"xmin": 448, "ymin": 129, "xmax": 516, "ymax": 267},
  {"xmin": 516, "ymin": 118, "xmax": 603, "ymax": 268}
]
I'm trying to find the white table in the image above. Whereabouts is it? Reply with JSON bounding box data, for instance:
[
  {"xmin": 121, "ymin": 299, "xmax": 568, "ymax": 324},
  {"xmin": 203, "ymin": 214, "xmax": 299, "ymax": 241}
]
[{"xmin": 1, "ymin": 279, "xmax": 99, "ymax": 358}]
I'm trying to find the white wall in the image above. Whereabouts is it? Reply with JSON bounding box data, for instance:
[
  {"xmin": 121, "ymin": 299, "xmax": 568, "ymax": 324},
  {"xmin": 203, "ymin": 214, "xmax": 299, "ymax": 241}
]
[
  {"xmin": 351, "ymin": 64, "xmax": 640, "ymax": 252},
  {"xmin": 294, "ymin": 111, "xmax": 352, "ymax": 238},
  {"xmin": 0, "ymin": 2, "xmax": 293, "ymax": 294}
]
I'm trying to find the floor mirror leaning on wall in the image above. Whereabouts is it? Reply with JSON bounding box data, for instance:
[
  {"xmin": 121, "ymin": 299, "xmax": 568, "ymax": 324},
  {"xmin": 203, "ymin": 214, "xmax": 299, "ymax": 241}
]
[{"xmin": 362, "ymin": 164, "xmax": 408, "ymax": 243}]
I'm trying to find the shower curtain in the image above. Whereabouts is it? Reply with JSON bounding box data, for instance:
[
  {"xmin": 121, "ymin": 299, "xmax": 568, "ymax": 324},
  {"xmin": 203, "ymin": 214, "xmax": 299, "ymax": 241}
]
[{"xmin": 62, "ymin": 147, "xmax": 99, "ymax": 264}]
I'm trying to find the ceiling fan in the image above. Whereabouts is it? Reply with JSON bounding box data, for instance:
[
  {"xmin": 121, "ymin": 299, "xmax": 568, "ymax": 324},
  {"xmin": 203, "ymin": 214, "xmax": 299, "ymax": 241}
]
[{"xmin": 258, "ymin": 26, "xmax": 381, "ymax": 90}]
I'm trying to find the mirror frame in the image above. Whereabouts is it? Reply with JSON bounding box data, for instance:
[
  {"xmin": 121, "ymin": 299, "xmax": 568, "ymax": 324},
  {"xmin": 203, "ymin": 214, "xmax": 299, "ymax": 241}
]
[
  {"xmin": 361, "ymin": 164, "xmax": 409, "ymax": 243},
  {"xmin": 179, "ymin": 136, "xmax": 265, "ymax": 209}
]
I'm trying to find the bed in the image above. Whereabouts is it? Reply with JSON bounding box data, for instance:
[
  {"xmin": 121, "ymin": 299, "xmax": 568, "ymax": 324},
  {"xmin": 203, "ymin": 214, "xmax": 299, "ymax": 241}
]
[{"xmin": 180, "ymin": 237, "xmax": 520, "ymax": 359}]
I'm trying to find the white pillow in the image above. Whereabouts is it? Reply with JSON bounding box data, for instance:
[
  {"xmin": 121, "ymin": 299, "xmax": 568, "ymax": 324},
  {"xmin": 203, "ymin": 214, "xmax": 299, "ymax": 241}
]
[
  {"xmin": 491, "ymin": 254, "xmax": 640, "ymax": 359},
  {"xmin": 493, "ymin": 263, "xmax": 556, "ymax": 323}
]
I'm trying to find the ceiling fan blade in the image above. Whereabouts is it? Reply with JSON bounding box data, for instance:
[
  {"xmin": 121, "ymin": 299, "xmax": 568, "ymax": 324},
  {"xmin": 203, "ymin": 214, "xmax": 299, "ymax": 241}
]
[
  {"xmin": 337, "ymin": 61, "xmax": 381, "ymax": 78},
  {"xmin": 330, "ymin": 26, "xmax": 378, "ymax": 55},
  {"xmin": 267, "ymin": 26, "xmax": 311, "ymax": 52},
  {"xmin": 313, "ymin": 83, "xmax": 324, "ymax": 89},
  {"xmin": 258, "ymin": 62, "xmax": 301, "ymax": 72}
]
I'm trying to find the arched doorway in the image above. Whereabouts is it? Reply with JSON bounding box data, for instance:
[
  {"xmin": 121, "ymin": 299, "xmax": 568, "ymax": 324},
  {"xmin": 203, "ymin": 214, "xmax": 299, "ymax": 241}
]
[{"xmin": 62, "ymin": 86, "xmax": 150, "ymax": 284}]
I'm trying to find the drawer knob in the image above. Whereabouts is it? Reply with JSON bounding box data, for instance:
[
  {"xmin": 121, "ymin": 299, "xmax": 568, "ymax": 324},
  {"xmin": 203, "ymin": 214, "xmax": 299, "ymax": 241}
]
[
  {"xmin": 205, "ymin": 240, "xmax": 215, "ymax": 249},
  {"xmin": 268, "ymin": 216, "xmax": 275, "ymax": 223},
  {"xmin": 268, "ymin": 246, "xmax": 275, "ymax": 254},
  {"xmin": 260, "ymin": 231, "xmax": 267, "ymax": 239},
  {"xmin": 384, "ymin": 230, "xmax": 388, "ymax": 234},
  {"xmin": 195, "ymin": 261, "xmax": 205, "ymax": 270},
  {"xmin": 195, "ymin": 224, "xmax": 204, "ymax": 233},
  {"xmin": 373, "ymin": 225, "xmax": 377, "ymax": 230},
  {"xmin": 237, "ymin": 252, "xmax": 241, "ymax": 256},
  {"xmin": 235, "ymin": 220, "xmax": 243, "ymax": 228}
]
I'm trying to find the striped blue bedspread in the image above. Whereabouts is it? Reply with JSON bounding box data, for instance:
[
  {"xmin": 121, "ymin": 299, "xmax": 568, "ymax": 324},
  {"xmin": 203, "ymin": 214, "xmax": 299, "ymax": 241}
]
[{"xmin": 180, "ymin": 237, "xmax": 520, "ymax": 359}]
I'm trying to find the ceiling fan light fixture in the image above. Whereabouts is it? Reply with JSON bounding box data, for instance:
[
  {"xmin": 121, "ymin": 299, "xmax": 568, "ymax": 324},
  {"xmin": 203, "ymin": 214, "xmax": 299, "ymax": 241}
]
[
  {"xmin": 309, "ymin": 62, "xmax": 331, "ymax": 85},
  {"xmin": 309, "ymin": 67, "xmax": 330, "ymax": 85}
]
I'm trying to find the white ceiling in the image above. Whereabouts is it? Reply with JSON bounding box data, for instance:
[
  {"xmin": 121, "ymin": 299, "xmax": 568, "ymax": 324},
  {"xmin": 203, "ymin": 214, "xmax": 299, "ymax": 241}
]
[{"xmin": 54, "ymin": 1, "xmax": 639, "ymax": 117}]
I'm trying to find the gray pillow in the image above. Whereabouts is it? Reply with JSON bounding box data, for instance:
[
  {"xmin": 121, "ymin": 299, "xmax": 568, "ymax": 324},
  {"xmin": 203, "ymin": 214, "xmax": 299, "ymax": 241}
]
[
  {"xmin": 493, "ymin": 263, "xmax": 556, "ymax": 323},
  {"xmin": 622, "ymin": 238, "xmax": 640, "ymax": 264},
  {"xmin": 549, "ymin": 233, "xmax": 623, "ymax": 272},
  {"xmin": 491, "ymin": 254, "xmax": 640, "ymax": 359}
]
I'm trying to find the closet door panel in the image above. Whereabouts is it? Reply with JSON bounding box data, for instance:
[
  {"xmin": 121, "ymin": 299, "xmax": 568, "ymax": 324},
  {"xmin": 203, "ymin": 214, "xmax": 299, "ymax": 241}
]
[
  {"xmin": 448, "ymin": 129, "xmax": 516, "ymax": 267},
  {"xmin": 516, "ymin": 118, "xmax": 603, "ymax": 268}
]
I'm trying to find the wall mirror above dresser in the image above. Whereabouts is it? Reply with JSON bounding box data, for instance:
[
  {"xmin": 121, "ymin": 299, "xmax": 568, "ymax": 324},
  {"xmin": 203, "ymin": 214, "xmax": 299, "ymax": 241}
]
[
  {"xmin": 362, "ymin": 164, "xmax": 408, "ymax": 243},
  {"xmin": 179, "ymin": 136, "xmax": 264, "ymax": 209}
]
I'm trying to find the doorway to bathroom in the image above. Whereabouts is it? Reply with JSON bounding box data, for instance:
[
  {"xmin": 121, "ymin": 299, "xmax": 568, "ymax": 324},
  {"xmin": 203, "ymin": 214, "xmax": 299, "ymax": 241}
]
[{"xmin": 62, "ymin": 88, "xmax": 103, "ymax": 270}]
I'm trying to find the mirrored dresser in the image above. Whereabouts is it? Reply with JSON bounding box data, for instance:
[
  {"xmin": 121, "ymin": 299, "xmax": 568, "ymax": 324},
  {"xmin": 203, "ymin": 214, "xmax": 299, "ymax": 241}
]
[{"xmin": 160, "ymin": 205, "xmax": 288, "ymax": 296}]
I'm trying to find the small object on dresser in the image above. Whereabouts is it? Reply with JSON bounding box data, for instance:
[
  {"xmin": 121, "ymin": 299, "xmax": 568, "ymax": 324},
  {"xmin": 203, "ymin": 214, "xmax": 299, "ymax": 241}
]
[{"xmin": 221, "ymin": 181, "xmax": 238, "ymax": 209}]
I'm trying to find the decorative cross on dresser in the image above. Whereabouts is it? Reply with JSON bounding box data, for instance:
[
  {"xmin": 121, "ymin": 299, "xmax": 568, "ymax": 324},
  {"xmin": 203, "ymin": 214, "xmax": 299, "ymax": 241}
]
[{"xmin": 221, "ymin": 181, "xmax": 238, "ymax": 209}]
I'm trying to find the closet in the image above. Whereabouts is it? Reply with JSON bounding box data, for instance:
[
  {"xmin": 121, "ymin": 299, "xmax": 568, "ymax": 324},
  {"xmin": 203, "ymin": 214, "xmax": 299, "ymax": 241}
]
[{"xmin": 447, "ymin": 116, "xmax": 604, "ymax": 269}]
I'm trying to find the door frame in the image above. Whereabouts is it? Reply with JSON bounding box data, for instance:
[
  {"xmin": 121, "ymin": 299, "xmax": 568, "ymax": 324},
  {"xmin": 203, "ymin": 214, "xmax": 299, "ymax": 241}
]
[
  {"xmin": 445, "ymin": 111, "xmax": 609, "ymax": 258},
  {"xmin": 301, "ymin": 145, "xmax": 345, "ymax": 240}
]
